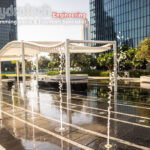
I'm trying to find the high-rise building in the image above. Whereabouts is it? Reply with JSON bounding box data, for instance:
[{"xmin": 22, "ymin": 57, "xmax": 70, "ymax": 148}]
[
  {"xmin": 0, "ymin": 0, "xmax": 17, "ymax": 50},
  {"xmin": 90, "ymin": 0, "xmax": 150, "ymax": 47},
  {"xmin": 81, "ymin": 18, "xmax": 91, "ymax": 46}
]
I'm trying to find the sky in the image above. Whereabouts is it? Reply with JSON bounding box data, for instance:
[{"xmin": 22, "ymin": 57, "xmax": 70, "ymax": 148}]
[{"xmin": 17, "ymin": 0, "xmax": 89, "ymax": 42}]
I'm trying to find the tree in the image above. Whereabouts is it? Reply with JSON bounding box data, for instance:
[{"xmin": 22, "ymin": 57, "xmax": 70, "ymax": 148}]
[
  {"xmin": 48, "ymin": 61, "xmax": 59, "ymax": 70},
  {"xmin": 49, "ymin": 53, "xmax": 97, "ymax": 71},
  {"xmin": 120, "ymin": 48, "xmax": 144, "ymax": 70},
  {"xmin": 97, "ymin": 51, "xmax": 114, "ymax": 71},
  {"xmin": 11, "ymin": 61, "xmax": 33, "ymax": 73},
  {"xmin": 38, "ymin": 56, "xmax": 50, "ymax": 69},
  {"xmin": 71, "ymin": 54, "xmax": 97, "ymax": 70},
  {"xmin": 25, "ymin": 61, "xmax": 33, "ymax": 73},
  {"xmin": 97, "ymin": 48, "xmax": 144, "ymax": 71},
  {"xmin": 137, "ymin": 37, "xmax": 150, "ymax": 62},
  {"xmin": 49, "ymin": 53, "xmax": 60, "ymax": 70}
]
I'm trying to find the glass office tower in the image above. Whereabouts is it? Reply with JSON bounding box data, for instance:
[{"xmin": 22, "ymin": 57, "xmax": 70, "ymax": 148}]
[
  {"xmin": 0, "ymin": 0, "xmax": 17, "ymax": 49},
  {"xmin": 82, "ymin": 18, "xmax": 91, "ymax": 46},
  {"xmin": 90, "ymin": 0, "xmax": 150, "ymax": 47}
]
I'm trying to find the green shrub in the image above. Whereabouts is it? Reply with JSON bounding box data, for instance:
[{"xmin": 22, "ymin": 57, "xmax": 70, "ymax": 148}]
[
  {"xmin": 70, "ymin": 70, "xmax": 110, "ymax": 76},
  {"xmin": 129, "ymin": 70, "xmax": 150, "ymax": 77},
  {"xmin": 70, "ymin": 70, "xmax": 99, "ymax": 76},
  {"xmin": 47, "ymin": 70, "xmax": 150, "ymax": 77},
  {"xmin": 118, "ymin": 72, "xmax": 125, "ymax": 77},
  {"xmin": 1, "ymin": 74, "xmax": 31, "ymax": 79},
  {"xmin": 99, "ymin": 71, "xmax": 110, "ymax": 77},
  {"xmin": 2, "ymin": 74, "xmax": 8, "ymax": 79},
  {"xmin": 47, "ymin": 71, "xmax": 59, "ymax": 75},
  {"xmin": 47, "ymin": 70, "xmax": 110, "ymax": 77},
  {"xmin": 70, "ymin": 70, "xmax": 78, "ymax": 74}
]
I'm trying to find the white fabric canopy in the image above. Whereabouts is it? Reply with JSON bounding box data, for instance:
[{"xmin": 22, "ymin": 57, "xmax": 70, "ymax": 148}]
[
  {"xmin": 0, "ymin": 39, "xmax": 117, "ymax": 99},
  {"xmin": 0, "ymin": 40, "xmax": 111, "ymax": 62}
]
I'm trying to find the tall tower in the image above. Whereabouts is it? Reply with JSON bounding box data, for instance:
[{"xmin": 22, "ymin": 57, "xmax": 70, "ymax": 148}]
[
  {"xmin": 90, "ymin": 0, "xmax": 150, "ymax": 47},
  {"xmin": 0, "ymin": 0, "xmax": 17, "ymax": 50},
  {"xmin": 81, "ymin": 18, "xmax": 91, "ymax": 46}
]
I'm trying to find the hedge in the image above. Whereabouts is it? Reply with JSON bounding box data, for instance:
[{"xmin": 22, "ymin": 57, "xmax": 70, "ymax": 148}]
[
  {"xmin": 2, "ymin": 74, "xmax": 8, "ymax": 79},
  {"xmin": 129, "ymin": 70, "xmax": 150, "ymax": 78},
  {"xmin": 47, "ymin": 71, "xmax": 60, "ymax": 76},
  {"xmin": 47, "ymin": 70, "xmax": 150, "ymax": 78},
  {"xmin": 47, "ymin": 70, "xmax": 110, "ymax": 77},
  {"xmin": 1, "ymin": 74, "xmax": 31, "ymax": 79}
]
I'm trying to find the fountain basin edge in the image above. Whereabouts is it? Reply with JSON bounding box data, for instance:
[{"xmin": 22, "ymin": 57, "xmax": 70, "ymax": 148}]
[{"xmin": 140, "ymin": 76, "xmax": 150, "ymax": 83}]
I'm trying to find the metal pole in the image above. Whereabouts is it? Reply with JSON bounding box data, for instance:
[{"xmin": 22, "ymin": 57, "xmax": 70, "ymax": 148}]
[
  {"xmin": 0, "ymin": 61, "xmax": 2, "ymax": 123},
  {"xmin": 21, "ymin": 41, "xmax": 26, "ymax": 89},
  {"xmin": 12, "ymin": 87, "xmax": 17, "ymax": 137},
  {"xmin": 36, "ymin": 54, "xmax": 39, "ymax": 88},
  {"xmin": 37, "ymin": 88, "xmax": 40, "ymax": 113},
  {"xmin": 21, "ymin": 41, "xmax": 27, "ymax": 139},
  {"xmin": 0, "ymin": 62, "xmax": 2, "ymax": 87},
  {"xmin": 65, "ymin": 39, "xmax": 72, "ymax": 125},
  {"xmin": 16, "ymin": 61, "xmax": 20, "ymax": 84},
  {"xmin": 113, "ymin": 41, "xmax": 117, "ymax": 92},
  {"xmin": 65, "ymin": 39, "xmax": 71, "ymax": 101},
  {"xmin": 0, "ymin": 84, "xmax": 2, "ymax": 126},
  {"xmin": 114, "ymin": 89, "xmax": 118, "ymax": 137},
  {"xmin": 113, "ymin": 41, "xmax": 118, "ymax": 137}
]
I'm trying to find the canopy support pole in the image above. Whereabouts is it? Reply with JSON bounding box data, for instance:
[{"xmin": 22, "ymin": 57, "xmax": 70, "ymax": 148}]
[
  {"xmin": 0, "ymin": 61, "xmax": 2, "ymax": 122},
  {"xmin": 36, "ymin": 54, "xmax": 39, "ymax": 88},
  {"xmin": 16, "ymin": 61, "xmax": 20, "ymax": 84},
  {"xmin": 113, "ymin": 41, "xmax": 118, "ymax": 137},
  {"xmin": 65, "ymin": 39, "xmax": 71, "ymax": 101},
  {"xmin": 0, "ymin": 63, "xmax": 1, "ymax": 83},
  {"xmin": 21, "ymin": 41, "xmax": 26, "ymax": 89},
  {"xmin": 113, "ymin": 41, "xmax": 117, "ymax": 92},
  {"xmin": 65, "ymin": 39, "xmax": 72, "ymax": 124}
]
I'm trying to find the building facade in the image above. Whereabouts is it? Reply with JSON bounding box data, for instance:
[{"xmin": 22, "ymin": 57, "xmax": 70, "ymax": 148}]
[
  {"xmin": 90, "ymin": 0, "xmax": 150, "ymax": 47},
  {"xmin": 0, "ymin": 0, "xmax": 17, "ymax": 50},
  {"xmin": 81, "ymin": 18, "xmax": 91, "ymax": 46}
]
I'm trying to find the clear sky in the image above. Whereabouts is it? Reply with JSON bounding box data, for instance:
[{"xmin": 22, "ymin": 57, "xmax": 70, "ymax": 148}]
[{"xmin": 17, "ymin": 0, "xmax": 89, "ymax": 41}]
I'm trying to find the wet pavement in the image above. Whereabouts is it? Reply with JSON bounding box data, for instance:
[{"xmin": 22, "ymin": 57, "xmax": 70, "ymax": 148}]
[{"xmin": 0, "ymin": 79, "xmax": 150, "ymax": 150}]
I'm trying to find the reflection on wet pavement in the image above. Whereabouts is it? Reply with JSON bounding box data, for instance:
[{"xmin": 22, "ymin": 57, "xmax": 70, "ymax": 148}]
[{"xmin": 0, "ymin": 79, "xmax": 150, "ymax": 150}]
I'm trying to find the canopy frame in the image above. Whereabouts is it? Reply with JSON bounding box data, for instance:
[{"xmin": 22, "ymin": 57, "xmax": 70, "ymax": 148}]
[{"xmin": 0, "ymin": 39, "xmax": 117, "ymax": 97}]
